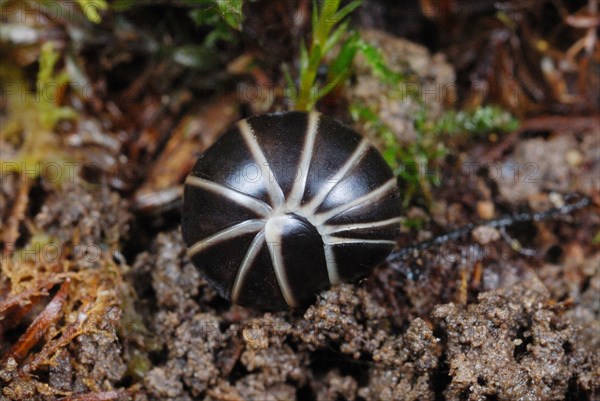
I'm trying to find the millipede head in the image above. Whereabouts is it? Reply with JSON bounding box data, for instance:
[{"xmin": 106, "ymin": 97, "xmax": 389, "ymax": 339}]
[{"xmin": 182, "ymin": 111, "xmax": 402, "ymax": 309}]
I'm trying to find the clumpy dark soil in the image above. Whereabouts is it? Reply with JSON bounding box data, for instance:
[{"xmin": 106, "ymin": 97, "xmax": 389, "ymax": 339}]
[
  {"xmin": 128, "ymin": 226, "xmax": 599, "ymax": 401},
  {"xmin": 1, "ymin": 1, "xmax": 600, "ymax": 400},
  {"xmin": 2, "ymin": 140, "xmax": 599, "ymax": 401},
  {"xmin": 2, "ymin": 165, "xmax": 598, "ymax": 400}
]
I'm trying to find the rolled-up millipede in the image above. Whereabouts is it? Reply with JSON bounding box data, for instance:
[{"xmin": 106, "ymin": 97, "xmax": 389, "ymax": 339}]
[{"xmin": 182, "ymin": 111, "xmax": 402, "ymax": 309}]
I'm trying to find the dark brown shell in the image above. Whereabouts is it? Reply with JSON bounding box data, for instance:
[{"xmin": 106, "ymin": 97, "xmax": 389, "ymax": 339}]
[{"xmin": 182, "ymin": 111, "xmax": 401, "ymax": 309}]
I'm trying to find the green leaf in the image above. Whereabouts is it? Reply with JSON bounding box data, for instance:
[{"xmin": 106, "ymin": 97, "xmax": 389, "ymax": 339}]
[
  {"xmin": 215, "ymin": 0, "xmax": 243, "ymax": 31},
  {"xmin": 282, "ymin": 64, "xmax": 295, "ymax": 89},
  {"xmin": 307, "ymin": 43, "xmax": 322, "ymax": 73},
  {"xmin": 186, "ymin": 0, "xmax": 243, "ymax": 30},
  {"xmin": 323, "ymin": 20, "xmax": 349, "ymax": 55},
  {"xmin": 33, "ymin": 42, "xmax": 78, "ymax": 131},
  {"xmin": 299, "ymin": 43, "xmax": 322, "ymax": 95},
  {"xmin": 189, "ymin": 8, "xmax": 221, "ymax": 26},
  {"xmin": 312, "ymin": 0, "xmax": 319, "ymax": 33},
  {"xmin": 320, "ymin": 0, "xmax": 341, "ymax": 22},
  {"xmin": 316, "ymin": 72, "xmax": 344, "ymax": 100},
  {"xmin": 299, "ymin": 41, "xmax": 309, "ymax": 72},
  {"xmin": 430, "ymin": 106, "xmax": 519, "ymax": 137},
  {"xmin": 332, "ymin": 0, "xmax": 362, "ymax": 24},
  {"xmin": 76, "ymin": 0, "xmax": 108, "ymax": 24},
  {"xmin": 328, "ymin": 31, "xmax": 359, "ymax": 79},
  {"xmin": 37, "ymin": 42, "xmax": 60, "ymax": 87},
  {"xmin": 40, "ymin": 106, "xmax": 78, "ymax": 129},
  {"xmin": 315, "ymin": 0, "xmax": 341, "ymax": 45},
  {"xmin": 203, "ymin": 22, "xmax": 236, "ymax": 47},
  {"xmin": 356, "ymin": 39, "xmax": 403, "ymax": 83}
]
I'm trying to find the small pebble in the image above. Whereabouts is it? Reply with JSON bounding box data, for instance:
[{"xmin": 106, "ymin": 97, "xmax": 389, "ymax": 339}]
[
  {"xmin": 472, "ymin": 226, "xmax": 501, "ymax": 245},
  {"xmin": 549, "ymin": 192, "xmax": 565, "ymax": 208},
  {"xmin": 476, "ymin": 200, "xmax": 495, "ymax": 220},
  {"xmin": 565, "ymin": 149, "xmax": 583, "ymax": 167},
  {"xmin": 243, "ymin": 328, "xmax": 269, "ymax": 349}
]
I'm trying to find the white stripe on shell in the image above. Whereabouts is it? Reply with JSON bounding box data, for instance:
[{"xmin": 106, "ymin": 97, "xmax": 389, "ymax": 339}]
[
  {"xmin": 264, "ymin": 215, "xmax": 297, "ymax": 307},
  {"xmin": 286, "ymin": 112, "xmax": 320, "ymax": 209},
  {"xmin": 313, "ymin": 178, "xmax": 397, "ymax": 226},
  {"xmin": 323, "ymin": 236, "xmax": 397, "ymax": 246},
  {"xmin": 238, "ymin": 120, "xmax": 285, "ymax": 208},
  {"xmin": 187, "ymin": 219, "xmax": 265, "ymax": 257},
  {"xmin": 301, "ymin": 139, "xmax": 370, "ymax": 215},
  {"xmin": 323, "ymin": 244, "xmax": 340, "ymax": 285},
  {"xmin": 319, "ymin": 216, "xmax": 403, "ymax": 235},
  {"xmin": 231, "ymin": 230, "xmax": 265, "ymax": 304},
  {"xmin": 185, "ymin": 175, "xmax": 272, "ymax": 217}
]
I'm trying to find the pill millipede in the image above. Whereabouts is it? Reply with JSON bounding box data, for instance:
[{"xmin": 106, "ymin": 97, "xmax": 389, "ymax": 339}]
[{"xmin": 182, "ymin": 111, "xmax": 402, "ymax": 309}]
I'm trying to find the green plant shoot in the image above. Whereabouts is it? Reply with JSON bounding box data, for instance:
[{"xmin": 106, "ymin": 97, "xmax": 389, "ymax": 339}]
[
  {"xmin": 77, "ymin": 0, "xmax": 108, "ymax": 23},
  {"xmin": 293, "ymin": 0, "xmax": 361, "ymax": 111}
]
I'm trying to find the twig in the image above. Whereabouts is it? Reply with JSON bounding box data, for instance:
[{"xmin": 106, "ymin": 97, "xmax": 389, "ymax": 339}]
[
  {"xmin": 0, "ymin": 276, "xmax": 66, "ymax": 316},
  {"xmin": 1, "ymin": 279, "xmax": 70, "ymax": 366},
  {"xmin": 387, "ymin": 194, "xmax": 591, "ymax": 263},
  {"xmin": 2, "ymin": 175, "xmax": 31, "ymax": 258},
  {"xmin": 58, "ymin": 390, "xmax": 130, "ymax": 401}
]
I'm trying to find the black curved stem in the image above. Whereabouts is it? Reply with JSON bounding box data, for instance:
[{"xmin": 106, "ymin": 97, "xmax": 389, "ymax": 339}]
[{"xmin": 387, "ymin": 194, "xmax": 591, "ymax": 263}]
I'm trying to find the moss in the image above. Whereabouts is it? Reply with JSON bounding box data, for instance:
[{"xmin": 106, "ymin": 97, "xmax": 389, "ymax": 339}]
[{"xmin": 1, "ymin": 42, "xmax": 77, "ymax": 180}]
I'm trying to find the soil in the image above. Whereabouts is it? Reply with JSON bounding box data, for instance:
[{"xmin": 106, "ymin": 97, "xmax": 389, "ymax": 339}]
[{"xmin": 1, "ymin": 1, "xmax": 599, "ymax": 400}]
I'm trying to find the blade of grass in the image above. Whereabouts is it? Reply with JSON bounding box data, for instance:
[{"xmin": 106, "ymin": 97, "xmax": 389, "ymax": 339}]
[
  {"xmin": 333, "ymin": 0, "xmax": 362, "ymax": 23},
  {"xmin": 323, "ymin": 20, "xmax": 350, "ymax": 55},
  {"xmin": 328, "ymin": 31, "xmax": 360, "ymax": 79}
]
